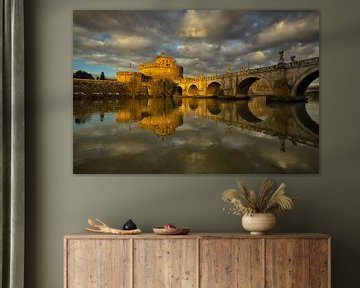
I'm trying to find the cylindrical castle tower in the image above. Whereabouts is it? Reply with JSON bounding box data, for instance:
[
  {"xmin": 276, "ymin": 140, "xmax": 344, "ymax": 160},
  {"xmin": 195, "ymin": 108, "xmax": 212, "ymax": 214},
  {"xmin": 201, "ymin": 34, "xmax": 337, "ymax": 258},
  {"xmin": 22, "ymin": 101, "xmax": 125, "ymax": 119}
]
[{"xmin": 139, "ymin": 55, "xmax": 183, "ymax": 79}]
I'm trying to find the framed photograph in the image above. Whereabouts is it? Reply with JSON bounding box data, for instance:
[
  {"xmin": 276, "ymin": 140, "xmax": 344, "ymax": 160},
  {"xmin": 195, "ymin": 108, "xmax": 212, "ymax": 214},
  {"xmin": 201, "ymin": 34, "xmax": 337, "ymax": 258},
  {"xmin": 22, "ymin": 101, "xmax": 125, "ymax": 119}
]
[{"xmin": 73, "ymin": 10, "xmax": 319, "ymax": 174}]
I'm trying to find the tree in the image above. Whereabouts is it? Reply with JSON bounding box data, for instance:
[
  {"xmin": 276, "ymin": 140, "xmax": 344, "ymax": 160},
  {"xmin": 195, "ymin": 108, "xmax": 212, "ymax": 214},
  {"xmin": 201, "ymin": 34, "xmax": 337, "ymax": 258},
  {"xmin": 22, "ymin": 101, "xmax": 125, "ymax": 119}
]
[
  {"xmin": 127, "ymin": 76, "xmax": 142, "ymax": 98},
  {"xmin": 100, "ymin": 71, "xmax": 105, "ymax": 80},
  {"xmin": 73, "ymin": 70, "xmax": 94, "ymax": 79},
  {"xmin": 151, "ymin": 78, "xmax": 177, "ymax": 98}
]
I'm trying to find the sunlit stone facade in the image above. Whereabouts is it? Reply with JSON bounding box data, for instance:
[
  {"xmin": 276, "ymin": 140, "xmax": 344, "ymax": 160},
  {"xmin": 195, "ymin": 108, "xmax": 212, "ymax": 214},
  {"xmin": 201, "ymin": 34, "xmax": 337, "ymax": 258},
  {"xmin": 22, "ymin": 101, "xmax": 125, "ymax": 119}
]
[
  {"xmin": 116, "ymin": 71, "xmax": 143, "ymax": 83},
  {"xmin": 116, "ymin": 55, "xmax": 183, "ymax": 84},
  {"xmin": 139, "ymin": 55, "xmax": 183, "ymax": 79}
]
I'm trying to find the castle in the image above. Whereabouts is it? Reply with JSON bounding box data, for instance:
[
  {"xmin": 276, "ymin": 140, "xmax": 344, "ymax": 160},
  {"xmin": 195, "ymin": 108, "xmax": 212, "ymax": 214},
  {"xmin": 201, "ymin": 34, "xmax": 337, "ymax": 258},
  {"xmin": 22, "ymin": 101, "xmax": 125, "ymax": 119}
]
[{"xmin": 116, "ymin": 55, "xmax": 183, "ymax": 83}]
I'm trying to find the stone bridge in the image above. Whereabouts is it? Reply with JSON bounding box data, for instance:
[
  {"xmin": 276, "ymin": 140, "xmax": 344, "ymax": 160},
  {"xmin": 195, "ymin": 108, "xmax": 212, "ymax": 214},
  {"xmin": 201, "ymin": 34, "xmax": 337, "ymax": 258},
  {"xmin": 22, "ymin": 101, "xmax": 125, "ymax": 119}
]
[{"xmin": 176, "ymin": 57, "xmax": 319, "ymax": 99}]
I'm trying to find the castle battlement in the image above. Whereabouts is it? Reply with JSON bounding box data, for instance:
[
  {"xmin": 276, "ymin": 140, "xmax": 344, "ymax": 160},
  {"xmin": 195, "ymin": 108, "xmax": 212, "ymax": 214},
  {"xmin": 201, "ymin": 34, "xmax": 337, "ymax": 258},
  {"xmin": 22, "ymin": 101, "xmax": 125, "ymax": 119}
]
[{"xmin": 138, "ymin": 55, "xmax": 183, "ymax": 79}]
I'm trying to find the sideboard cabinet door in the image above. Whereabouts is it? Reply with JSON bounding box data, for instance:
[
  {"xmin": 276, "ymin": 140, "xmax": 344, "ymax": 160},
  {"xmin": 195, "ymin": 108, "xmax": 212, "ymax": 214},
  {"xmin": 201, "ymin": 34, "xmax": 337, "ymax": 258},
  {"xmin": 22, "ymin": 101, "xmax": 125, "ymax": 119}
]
[
  {"xmin": 265, "ymin": 239, "xmax": 329, "ymax": 288},
  {"xmin": 133, "ymin": 239, "xmax": 198, "ymax": 288},
  {"xmin": 200, "ymin": 239, "xmax": 264, "ymax": 288},
  {"xmin": 66, "ymin": 239, "xmax": 131, "ymax": 288}
]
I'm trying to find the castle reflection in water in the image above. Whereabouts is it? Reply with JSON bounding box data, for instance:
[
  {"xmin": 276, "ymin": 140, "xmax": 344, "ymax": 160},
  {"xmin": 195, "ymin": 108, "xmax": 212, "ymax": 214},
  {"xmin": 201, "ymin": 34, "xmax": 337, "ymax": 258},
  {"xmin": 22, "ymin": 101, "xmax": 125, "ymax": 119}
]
[{"xmin": 73, "ymin": 97, "xmax": 319, "ymax": 174}]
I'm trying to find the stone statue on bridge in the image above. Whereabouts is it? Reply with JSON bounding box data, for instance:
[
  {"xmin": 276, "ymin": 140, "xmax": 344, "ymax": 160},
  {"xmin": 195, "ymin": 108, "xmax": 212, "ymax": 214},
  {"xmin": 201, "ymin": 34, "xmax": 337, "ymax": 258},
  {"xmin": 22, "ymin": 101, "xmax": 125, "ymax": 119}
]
[{"xmin": 279, "ymin": 50, "xmax": 284, "ymax": 63}]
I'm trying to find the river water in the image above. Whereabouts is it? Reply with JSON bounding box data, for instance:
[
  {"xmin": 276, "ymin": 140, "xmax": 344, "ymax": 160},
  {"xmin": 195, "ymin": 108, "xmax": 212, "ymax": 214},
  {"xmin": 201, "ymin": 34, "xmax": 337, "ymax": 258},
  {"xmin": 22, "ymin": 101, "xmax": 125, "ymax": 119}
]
[{"xmin": 73, "ymin": 96, "xmax": 319, "ymax": 174}]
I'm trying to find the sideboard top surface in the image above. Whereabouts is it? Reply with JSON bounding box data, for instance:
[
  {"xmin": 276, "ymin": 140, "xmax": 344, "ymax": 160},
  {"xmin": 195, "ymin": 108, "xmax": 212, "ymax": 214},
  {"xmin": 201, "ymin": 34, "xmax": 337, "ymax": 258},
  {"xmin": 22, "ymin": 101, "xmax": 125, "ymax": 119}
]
[{"xmin": 64, "ymin": 232, "xmax": 330, "ymax": 240}]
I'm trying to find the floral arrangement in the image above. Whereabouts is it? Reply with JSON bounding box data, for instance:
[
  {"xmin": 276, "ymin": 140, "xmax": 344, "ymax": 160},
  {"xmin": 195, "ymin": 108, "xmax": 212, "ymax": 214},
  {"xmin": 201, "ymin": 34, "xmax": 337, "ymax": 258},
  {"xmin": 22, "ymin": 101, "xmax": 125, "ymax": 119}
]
[{"xmin": 222, "ymin": 179, "xmax": 294, "ymax": 216}]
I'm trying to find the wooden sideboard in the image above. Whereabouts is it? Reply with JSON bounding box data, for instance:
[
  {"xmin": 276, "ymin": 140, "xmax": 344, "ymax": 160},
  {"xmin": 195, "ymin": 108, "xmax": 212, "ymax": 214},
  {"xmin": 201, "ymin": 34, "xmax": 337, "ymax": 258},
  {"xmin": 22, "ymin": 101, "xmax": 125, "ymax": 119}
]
[{"xmin": 64, "ymin": 233, "xmax": 330, "ymax": 288}]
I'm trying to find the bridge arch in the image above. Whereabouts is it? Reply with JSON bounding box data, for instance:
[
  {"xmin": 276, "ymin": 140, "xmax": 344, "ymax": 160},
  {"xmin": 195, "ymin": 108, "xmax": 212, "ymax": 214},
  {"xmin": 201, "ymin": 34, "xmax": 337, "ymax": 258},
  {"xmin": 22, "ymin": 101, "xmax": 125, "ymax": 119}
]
[
  {"xmin": 236, "ymin": 100, "xmax": 263, "ymax": 123},
  {"xmin": 247, "ymin": 96, "xmax": 271, "ymax": 120},
  {"xmin": 188, "ymin": 84, "xmax": 199, "ymax": 96},
  {"xmin": 292, "ymin": 103, "xmax": 319, "ymax": 136},
  {"xmin": 291, "ymin": 67, "xmax": 319, "ymax": 98},
  {"xmin": 206, "ymin": 99, "xmax": 221, "ymax": 115},
  {"xmin": 206, "ymin": 81, "xmax": 222, "ymax": 97},
  {"xmin": 188, "ymin": 98, "xmax": 198, "ymax": 110},
  {"xmin": 175, "ymin": 86, "xmax": 183, "ymax": 96},
  {"xmin": 237, "ymin": 77, "xmax": 271, "ymax": 96},
  {"xmin": 175, "ymin": 98, "xmax": 183, "ymax": 107}
]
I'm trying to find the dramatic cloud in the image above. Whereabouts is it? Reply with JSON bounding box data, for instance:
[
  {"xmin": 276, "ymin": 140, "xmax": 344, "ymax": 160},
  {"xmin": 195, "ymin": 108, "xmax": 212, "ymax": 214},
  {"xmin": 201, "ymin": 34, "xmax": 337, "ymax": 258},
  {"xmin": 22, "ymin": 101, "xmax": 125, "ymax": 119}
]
[
  {"xmin": 73, "ymin": 10, "xmax": 319, "ymax": 77},
  {"xmin": 248, "ymin": 51, "xmax": 266, "ymax": 63},
  {"xmin": 256, "ymin": 13, "xmax": 319, "ymax": 47},
  {"xmin": 180, "ymin": 10, "xmax": 246, "ymax": 40},
  {"xmin": 109, "ymin": 34, "xmax": 153, "ymax": 50}
]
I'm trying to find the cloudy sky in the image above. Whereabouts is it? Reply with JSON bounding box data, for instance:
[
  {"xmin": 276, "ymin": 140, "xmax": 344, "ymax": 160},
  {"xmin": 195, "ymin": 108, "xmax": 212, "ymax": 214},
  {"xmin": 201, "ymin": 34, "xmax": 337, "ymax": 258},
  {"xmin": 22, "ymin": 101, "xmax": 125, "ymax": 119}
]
[{"xmin": 73, "ymin": 10, "xmax": 319, "ymax": 78}]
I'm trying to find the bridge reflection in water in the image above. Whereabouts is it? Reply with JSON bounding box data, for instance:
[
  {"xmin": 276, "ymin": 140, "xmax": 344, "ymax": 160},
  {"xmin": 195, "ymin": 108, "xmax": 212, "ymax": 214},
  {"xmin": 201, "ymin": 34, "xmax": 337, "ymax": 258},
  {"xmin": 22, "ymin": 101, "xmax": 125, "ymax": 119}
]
[{"xmin": 73, "ymin": 96, "xmax": 319, "ymax": 174}]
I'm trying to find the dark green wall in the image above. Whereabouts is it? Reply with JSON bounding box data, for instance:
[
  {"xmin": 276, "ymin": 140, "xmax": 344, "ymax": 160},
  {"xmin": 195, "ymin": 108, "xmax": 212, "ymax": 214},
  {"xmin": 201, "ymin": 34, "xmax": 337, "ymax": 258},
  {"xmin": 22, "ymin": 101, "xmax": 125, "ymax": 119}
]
[{"xmin": 25, "ymin": 0, "xmax": 360, "ymax": 287}]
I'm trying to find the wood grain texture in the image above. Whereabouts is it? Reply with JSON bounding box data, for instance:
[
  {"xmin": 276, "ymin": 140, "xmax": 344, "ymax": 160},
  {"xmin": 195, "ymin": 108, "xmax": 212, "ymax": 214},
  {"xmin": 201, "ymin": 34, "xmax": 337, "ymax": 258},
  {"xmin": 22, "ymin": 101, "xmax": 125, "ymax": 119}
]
[
  {"xmin": 265, "ymin": 239, "xmax": 310, "ymax": 288},
  {"xmin": 133, "ymin": 239, "xmax": 197, "ymax": 288},
  {"xmin": 66, "ymin": 239, "xmax": 131, "ymax": 288},
  {"xmin": 310, "ymin": 239, "xmax": 330, "ymax": 288},
  {"xmin": 64, "ymin": 234, "xmax": 330, "ymax": 288},
  {"xmin": 200, "ymin": 239, "xmax": 264, "ymax": 288}
]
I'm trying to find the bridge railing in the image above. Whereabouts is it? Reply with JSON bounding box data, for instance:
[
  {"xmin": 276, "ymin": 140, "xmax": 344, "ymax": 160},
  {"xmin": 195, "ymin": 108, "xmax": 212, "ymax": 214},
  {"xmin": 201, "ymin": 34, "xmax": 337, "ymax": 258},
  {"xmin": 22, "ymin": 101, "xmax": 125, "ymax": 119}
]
[
  {"xmin": 176, "ymin": 57, "xmax": 319, "ymax": 82},
  {"xmin": 242, "ymin": 57, "xmax": 319, "ymax": 74},
  {"xmin": 283, "ymin": 57, "xmax": 319, "ymax": 68},
  {"xmin": 177, "ymin": 75, "xmax": 213, "ymax": 83}
]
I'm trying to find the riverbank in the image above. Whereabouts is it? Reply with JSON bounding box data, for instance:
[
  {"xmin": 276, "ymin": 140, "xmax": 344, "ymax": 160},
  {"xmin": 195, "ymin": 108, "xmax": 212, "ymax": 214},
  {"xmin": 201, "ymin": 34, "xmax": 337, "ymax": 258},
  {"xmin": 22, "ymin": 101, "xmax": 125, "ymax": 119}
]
[{"xmin": 73, "ymin": 79, "xmax": 128, "ymax": 99}]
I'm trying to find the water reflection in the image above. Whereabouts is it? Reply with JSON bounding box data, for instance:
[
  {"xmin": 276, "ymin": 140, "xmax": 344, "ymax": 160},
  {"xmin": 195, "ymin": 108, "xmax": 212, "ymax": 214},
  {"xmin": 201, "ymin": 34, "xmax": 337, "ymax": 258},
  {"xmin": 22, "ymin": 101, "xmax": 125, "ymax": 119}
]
[{"xmin": 73, "ymin": 96, "xmax": 319, "ymax": 174}]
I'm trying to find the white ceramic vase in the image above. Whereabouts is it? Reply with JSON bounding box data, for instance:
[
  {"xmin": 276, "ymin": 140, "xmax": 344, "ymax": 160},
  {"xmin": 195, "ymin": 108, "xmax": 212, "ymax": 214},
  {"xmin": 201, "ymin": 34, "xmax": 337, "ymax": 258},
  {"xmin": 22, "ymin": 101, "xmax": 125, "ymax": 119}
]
[{"xmin": 242, "ymin": 213, "xmax": 276, "ymax": 235}]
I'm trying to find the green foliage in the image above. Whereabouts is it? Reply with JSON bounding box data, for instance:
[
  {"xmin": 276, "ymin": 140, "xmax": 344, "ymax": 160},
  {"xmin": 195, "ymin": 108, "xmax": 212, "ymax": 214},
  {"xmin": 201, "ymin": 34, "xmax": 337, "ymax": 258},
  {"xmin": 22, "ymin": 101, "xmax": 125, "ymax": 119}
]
[
  {"xmin": 73, "ymin": 70, "xmax": 94, "ymax": 80},
  {"xmin": 151, "ymin": 78, "xmax": 177, "ymax": 97},
  {"xmin": 222, "ymin": 179, "xmax": 294, "ymax": 216},
  {"xmin": 126, "ymin": 76, "xmax": 143, "ymax": 97},
  {"xmin": 100, "ymin": 71, "xmax": 106, "ymax": 80}
]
